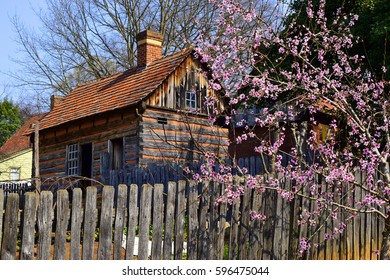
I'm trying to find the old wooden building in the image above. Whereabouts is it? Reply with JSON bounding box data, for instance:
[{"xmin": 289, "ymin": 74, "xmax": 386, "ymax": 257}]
[{"xmin": 32, "ymin": 30, "xmax": 229, "ymax": 187}]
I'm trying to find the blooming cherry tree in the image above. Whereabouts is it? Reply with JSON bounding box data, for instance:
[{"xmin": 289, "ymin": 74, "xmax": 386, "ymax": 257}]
[{"xmin": 194, "ymin": 0, "xmax": 390, "ymax": 259}]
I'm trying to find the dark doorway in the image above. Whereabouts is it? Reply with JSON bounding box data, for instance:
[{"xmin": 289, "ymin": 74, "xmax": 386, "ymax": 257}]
[{"xmin": 80, "ymin": 143, "xmax": 93, "ymax": 185}]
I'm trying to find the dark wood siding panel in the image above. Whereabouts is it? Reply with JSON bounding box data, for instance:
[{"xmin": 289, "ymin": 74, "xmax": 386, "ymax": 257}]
[
  {"xmin": 146, "ymin": 56, "xmax": 220, "ymax": 112},
  {"xmin": 139, "ymin": 107, "xmax": 229, "ymax": 165},
  {"xmin": 39, "ymin": 109, "xmax": 140, "ymax": 185}
]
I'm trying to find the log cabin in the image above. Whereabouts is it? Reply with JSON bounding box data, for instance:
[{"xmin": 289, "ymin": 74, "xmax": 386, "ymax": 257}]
[{"xmin": 31, "ymin": 30, "xmax": 229, "ymax": 188}]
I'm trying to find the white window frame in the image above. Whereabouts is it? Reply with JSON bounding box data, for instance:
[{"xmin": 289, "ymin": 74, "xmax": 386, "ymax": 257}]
[
  {"xmin": 10, "ymin": 168, "xmax": 20, "ymax": 181},
  {"xmin": 185, "ymin": 91, "xmax": 197, "ymax": 109},
  {"xmin": 67, "ymin": 144, "xmax": 79, "ymax": 176}
]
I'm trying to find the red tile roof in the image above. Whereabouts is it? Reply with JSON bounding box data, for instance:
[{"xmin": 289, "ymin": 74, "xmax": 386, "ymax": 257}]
[
  {"xmin": 0, "ymin": 114, "xmax": 46, "ymax": 156},
  {"xmin": 38, "ymin": 49, "xmax": 193, "ymax": 131}
]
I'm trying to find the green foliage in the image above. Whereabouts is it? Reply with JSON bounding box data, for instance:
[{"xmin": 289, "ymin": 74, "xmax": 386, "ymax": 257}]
[
  {"xmin": 287, "ymin": 0, "xmax": 390, "ymax": 79},
  {"xmin": 0, "ymin": 98, "xmax": 24, "ymax": 147}
]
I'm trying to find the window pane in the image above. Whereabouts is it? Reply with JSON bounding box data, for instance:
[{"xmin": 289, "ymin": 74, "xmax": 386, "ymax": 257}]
[
  {"xmin": 185, "ymin": 92, "xmax": 196, "ymax": 109},
  {"xmin": 10, "ymin": 168, "xmax": 20, "ymax": 180},
  {"xmin": 67, "ymin": 144, "xmax": 79, "ymax": 175}
]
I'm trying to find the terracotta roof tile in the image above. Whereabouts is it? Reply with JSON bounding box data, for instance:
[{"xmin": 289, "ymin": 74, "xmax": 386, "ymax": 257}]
[
  {"xmin": 38, "ymin": 49, "xmax": 193, "ymax": 131},
  {"xmin": 0, "ymin": 114, "xmax": 46, "ymax": 156}
]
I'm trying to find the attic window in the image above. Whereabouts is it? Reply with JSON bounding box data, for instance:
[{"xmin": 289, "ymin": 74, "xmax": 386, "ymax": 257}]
[
  {"xmin": 157, "ymin": 117, "xmax": 168, "ymax": 124},
  {"xmin": 185, "ymin": 91, "xmax": 197, "ymax": 109}
]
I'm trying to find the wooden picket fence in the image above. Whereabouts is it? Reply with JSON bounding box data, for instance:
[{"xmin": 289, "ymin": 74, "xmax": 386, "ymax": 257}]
[{"xmin": 0, "ymin": 178, "xmax": 385, "ymax": 260}]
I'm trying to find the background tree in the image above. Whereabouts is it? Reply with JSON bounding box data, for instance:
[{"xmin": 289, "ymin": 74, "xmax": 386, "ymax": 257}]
[
  {"xmin": 8, "ymin": 0, "xmax": 278, "ymax": 111},
  {"xmin": 0, "ymin": 98, "xmax": 24, "ymax": 147},
  {"xmin": 288, "ymin": 0, "xmax": 390, "ymax": 79},
  {"xmin": 195, "ymin": 0, "xmax": 390, "ymax": 259}
]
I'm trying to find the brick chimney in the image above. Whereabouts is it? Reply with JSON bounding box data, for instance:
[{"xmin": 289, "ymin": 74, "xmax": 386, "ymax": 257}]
[
  {"xmin": 136, "ymin": 30, "xmax": 163, "ymax": 68},
  {"xmin": 50, "ymin": 95, "xmax": 65, "ymax": 111}
]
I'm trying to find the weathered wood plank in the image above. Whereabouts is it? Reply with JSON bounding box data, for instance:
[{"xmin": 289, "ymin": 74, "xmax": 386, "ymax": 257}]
[
  {"xmin": 238, "ymin": 187, "xmax": 251, "ymax": 260},
  {"xmin": 273, "ymin": 189, "xmax": 284, "ymax": 260},
  {"xmin": 187, "ymin": 181, "xmax": 199, "ymax": 260},
  {"xmin": 151, "ymin": 184, "xmax": 164, "ymax": 260},
  {"xmin": 249, "ymin": 189, "xmax": 262, "ymax": 260},
  {"xmin": 113, "ymin": 184, "xmax": 128, "ymax": 260},
  {"xmin": 281, "ymin": 179, "xmax": 290, "ymax": 260},
  {"xmin": 163, "ymin": 182, "xmax": 176, "ymax": 260},
  {"xmin": 125, "ymin": 184, "xmax": 139, "ymax": 260},
  {"xmin": 263, "ymin": 188, "xmax": 275, "ymax": 260},
  {"xmin": 1, "ymin": 193, "xmax": 19, "ymax": 260},
  {"xmin": 70, "ymin": 188, "xmax": 83, "ymax": 260},
  {"xmin": 37, "ymin": 191, "xmax": 53, "ymax": 260},
  {"xmin": 229, "ymin": 197, "xmax": 241, "ymax": 260},
  {"xmin": 98, "ymin": 186, "xmax": 115, "ymax": 260},
  {"xmin": 20, "ymin": 192, "xmax": 38, "ymax": 260},
  {"xmin": 217, "ymin": 185, "xmax": 227, "ymax": 260},
  {"xmin": 208, "ymin": 181, "xmax": 219, "ymax": 260},
  {"xmin": 54, "ymin": 190, "xmax": 70, "ymax": 260},
  {"xmin": 174, "ymin": 180, "xmax": 186, "ymax": 260},
  {"xmin": 198, "ymin": 181, "xmax": 210, "ymax": 260},
  {"xmin": 82, "ymin": 187, "xmax": 97, "ymax": 260},
  {"xmin": 138, "ymin": 184, "xmax": 153, "ymax": 260},
  {"xmin": 0, "ymin": 189, "xmax": 3, "ymax": 249}
]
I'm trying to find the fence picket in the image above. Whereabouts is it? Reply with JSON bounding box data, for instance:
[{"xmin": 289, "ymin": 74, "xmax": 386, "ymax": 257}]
[
  {"xmin": 250, "ymin": 189, "xmax": 262, "ymax": 260},
  {"xmin": 54, "ymin": 190, "xmax": 69, "ymax": 260},
  {"xmin": 113, "ymin": 184, "xmax": 127, "ymax": 260},
  {"xmin": 0, "ymin": 189, "xmax": 3, "ymax": 249},
  {"xmin": 0, "ymin": 176, "xmax": 386, "ymax": 260},
  {"xmin": 20, "ymin": 192, "xmax": 37, "ymax": 260},
  {"xmin": 208, "ymin": 182, "xmax": 219, "ymax": 260},
  {"xmin": 98, "ymin": 186, "xmax": 115, "ymax": 260},
  {"xmin": 125, "ymin": 184, "xmax": 139, "ymax": 260},
  {"xmin": 151, "ymin": 184, "xmax": 164, "ymax": 260},
  {"xmin": 163, "ymin": 182, "xmax": 176, "ymax": 260},
  {"xmin": 82, "ymin": 187, "xmax": 97, "ymax": 260},
  {"xmin": 174, "ymin": 180, "xmax": 186, "ymax": 260},
  {"xmin": 217, "ymin": 189, "xmax": 227, "ymax": 260},
  {"xmin": 37, "ymin": 191, "xmax": 53, "ymax": 260},
  {"xmin": 138, "ymin": 184, "xmax": 152, "ymax": 260},
  {"xmin": 70, "ymin": 188, "xmax": 83, "ymax": 260},
  {"xmin": 187, "ymin": 181, "xmax": 199, "ymax": 260},
  {"xmin": 198, "ymin": 181, "xmax": 210, "ymax": 260},
  {"xmin": 229, "ymin": 197, "xmax": 240, "ymax": 260},
  {"xmin": 1, "ymin": 193, "xmax": 19, "ymax": 260},
  {"xmin": 238, "ymin": 187, "xmax": 251, "ymax": 260}
]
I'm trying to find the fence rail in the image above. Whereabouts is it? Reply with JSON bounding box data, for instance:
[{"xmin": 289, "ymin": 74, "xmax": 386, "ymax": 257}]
[
  {"xmin": 0, "ymin": 178, "xmax": 384, "ymax": 260},
  {"xmin": 0, "ymin": 180, "xmax": 35, "ymax": 196}
]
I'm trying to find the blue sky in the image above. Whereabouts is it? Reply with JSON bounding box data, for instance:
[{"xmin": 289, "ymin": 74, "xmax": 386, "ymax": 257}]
[{"xmin": 0, "ymin": 0, "xmax": 46, "ymax": 100}]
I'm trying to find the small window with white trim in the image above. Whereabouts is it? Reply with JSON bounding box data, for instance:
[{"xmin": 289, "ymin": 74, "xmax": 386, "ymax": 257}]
[
  {"xmin": 185, "ymin": 91, "xmax": 197, "ymax": 109},
  {"xmin": 67, "ymin": 143, "xmax": 79, "ymax": 175},
  {"xmin": 10, "ymin": 168, "xmax": 20, "ymax": 180}
]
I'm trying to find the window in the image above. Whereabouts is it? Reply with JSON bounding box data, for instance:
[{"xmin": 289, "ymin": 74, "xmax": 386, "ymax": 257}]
[
  {"xmin": 10, "ymin": 168, "xmax": 20, "ymax": 180},
  {"xmin": 67, "ymin": 144, "xmax": 79, "ymax": 175},
  {"xmin": 185, "ymin": 91, "xmax": 197, "ymax": 109},
  {"xmin": 109, "ymin": 138, "xmax": 124, "ymax": 170}
]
